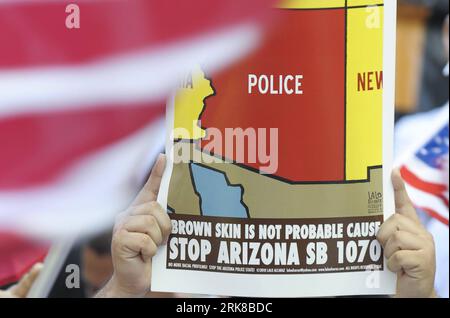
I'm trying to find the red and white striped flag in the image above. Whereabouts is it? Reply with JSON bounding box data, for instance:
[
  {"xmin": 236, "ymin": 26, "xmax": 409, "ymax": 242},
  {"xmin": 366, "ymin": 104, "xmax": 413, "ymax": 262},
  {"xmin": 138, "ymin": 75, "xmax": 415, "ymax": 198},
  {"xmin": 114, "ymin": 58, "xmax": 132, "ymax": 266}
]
[
  {"xmin": 0, "ymin": 232, "xmax": 47, "ymax": 286},
  {"xmin": 399, "ymin": 106, "xmax": 449, "ymax": 226},
  {"xmin": 0, "ymin": 0, "xmax": 274, "ymax": 287},
  {"xmin": 0, "ymin": 0, "xmax": 274, "ymax": 238}
]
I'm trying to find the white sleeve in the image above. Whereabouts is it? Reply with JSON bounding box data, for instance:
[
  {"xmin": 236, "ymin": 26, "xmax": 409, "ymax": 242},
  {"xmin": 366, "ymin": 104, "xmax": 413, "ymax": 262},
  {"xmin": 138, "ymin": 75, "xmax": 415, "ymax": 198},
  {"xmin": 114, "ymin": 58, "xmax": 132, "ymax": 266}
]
[{"xmin": 426, "ymin": 218, "xmax": 449, "ymax": 298}]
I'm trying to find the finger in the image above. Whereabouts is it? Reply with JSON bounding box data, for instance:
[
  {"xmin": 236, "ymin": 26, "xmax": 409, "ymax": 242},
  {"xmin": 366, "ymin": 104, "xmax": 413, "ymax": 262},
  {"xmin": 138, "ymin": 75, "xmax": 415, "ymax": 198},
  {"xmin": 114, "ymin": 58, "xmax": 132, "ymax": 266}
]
[
  {"xmin": 392, "ymin": 169, "xmax": 420, "ymax": 222},
  {"xmin": 123, "ymin": 215, "xmax": 163, "ymax": 246},
  {"xmin": 387, "ymin": 250, "xmax": 422, "ymax": 273},
  {"xmin": 132, "ymin": 154, "xmax": 166, "ymax": 206},
  {"xmin": 128, "ymin": 203, "xmax": 153, "ymax": 216},
  {"xmin": 383, "ymin": 230, "xmax": 425, "ymax": 259},
  {"xmin": 9, "ymin": 263, "xmax": 43, "ymax": 298},
  {"xmin": 377, "ymin": 213, "xmax": 424, "ymax": 246},
  {"xmin": 147, "ymin": 202, "xmax": 172, "ymax": 239},
  {"xmin": 129, "ymin": 202, "xmax": 172, "ymax": 239},
  {"xmin": 115, "ymin": 230, "xmax": 158, "ymax": 263}
]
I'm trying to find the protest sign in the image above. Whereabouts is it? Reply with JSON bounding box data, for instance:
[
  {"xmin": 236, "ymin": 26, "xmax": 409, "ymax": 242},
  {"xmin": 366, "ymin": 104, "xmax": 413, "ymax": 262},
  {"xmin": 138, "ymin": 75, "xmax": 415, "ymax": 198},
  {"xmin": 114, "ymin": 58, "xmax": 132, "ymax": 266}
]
[{"xmin": 153, "ymin": 0, "xmax": 397, "ymax": 297}]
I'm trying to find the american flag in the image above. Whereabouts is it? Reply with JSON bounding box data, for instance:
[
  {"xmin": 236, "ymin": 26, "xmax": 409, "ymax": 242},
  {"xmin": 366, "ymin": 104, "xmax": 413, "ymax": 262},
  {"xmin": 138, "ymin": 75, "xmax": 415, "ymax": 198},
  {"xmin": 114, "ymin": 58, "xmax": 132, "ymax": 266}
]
[
  {"xmin": 400, "ymin": 122, "xmax": 449, "ymax": 226},
  {"xmin": 0, "ymin": 0, "xmax": 274, "ymax": 286}
]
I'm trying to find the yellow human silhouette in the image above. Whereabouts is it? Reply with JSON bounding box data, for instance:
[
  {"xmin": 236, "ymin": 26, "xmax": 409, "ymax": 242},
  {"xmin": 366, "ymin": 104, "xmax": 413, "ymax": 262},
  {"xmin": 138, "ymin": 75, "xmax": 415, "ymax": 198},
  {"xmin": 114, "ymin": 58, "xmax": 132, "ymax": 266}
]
[{"xmin": 173, "ymin": 66, "xmax": 214, "ymax": 140}]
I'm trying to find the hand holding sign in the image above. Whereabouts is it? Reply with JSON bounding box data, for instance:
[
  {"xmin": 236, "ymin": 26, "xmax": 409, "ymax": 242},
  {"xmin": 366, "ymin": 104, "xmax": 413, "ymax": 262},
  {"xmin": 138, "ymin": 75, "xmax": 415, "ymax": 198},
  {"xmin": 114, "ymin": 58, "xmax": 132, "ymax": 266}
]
[
  {"xmin": 97, "ymin": 154, "xmax": 171, "ymax": 298},
  {"xmin": 377, "ymin": 170, "xmax": 437, "ymax": 298}
]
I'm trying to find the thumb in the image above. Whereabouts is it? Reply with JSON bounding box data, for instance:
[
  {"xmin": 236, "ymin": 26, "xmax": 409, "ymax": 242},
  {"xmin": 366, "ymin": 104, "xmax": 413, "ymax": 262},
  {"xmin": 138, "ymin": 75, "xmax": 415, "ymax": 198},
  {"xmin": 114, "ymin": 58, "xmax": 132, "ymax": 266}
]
[
  {"xmin": 392, "ymin": 169, "xmax": 420, "ymax": 222},
  {"xmin": 9, "ymin": 263, "xmax": 43, "ymax": 298},
  {"xmin": 132, "ymin": 154, "xmax": 166, "ymax": 206}
]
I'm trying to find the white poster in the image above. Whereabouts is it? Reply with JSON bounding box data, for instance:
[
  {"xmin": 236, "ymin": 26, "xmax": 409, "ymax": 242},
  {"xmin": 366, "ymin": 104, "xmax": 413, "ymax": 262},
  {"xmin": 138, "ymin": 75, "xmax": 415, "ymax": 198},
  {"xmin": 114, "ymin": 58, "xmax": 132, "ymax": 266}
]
[{"xmin": 153, "ymin": 0, "xmax": 397, "ymax": 297}]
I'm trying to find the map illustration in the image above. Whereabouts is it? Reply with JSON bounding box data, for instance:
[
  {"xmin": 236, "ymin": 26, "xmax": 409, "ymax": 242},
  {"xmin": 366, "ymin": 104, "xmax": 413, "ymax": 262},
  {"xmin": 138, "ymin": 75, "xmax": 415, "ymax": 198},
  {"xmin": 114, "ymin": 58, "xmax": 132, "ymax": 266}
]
[{"xmin": 167, "ymin": 0, "xmax": 385, "ymax": 219}]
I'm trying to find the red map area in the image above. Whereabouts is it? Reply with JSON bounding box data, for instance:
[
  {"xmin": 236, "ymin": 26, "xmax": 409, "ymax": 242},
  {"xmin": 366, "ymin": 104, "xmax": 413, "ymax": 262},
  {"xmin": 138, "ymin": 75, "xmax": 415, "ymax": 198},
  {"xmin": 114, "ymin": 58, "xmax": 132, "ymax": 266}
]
[{"xmin": 199, "ymin": 9, "xmax": 346, "ymax": 182}]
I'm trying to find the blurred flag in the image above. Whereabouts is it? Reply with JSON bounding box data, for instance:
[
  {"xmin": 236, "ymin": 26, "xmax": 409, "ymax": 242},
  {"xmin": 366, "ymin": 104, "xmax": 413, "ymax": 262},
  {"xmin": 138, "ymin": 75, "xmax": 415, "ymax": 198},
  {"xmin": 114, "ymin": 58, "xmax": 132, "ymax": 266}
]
[
  {"xmin": 0, "ymin": 0, "xmax": 274, "ymax": 240},
  {"xmin": 0, "ymin": 232, "xmax": 47, "ymax": 286},
  {"xmin": 400, "ymin": 115, "xmax": 449, "ymax": 226}
]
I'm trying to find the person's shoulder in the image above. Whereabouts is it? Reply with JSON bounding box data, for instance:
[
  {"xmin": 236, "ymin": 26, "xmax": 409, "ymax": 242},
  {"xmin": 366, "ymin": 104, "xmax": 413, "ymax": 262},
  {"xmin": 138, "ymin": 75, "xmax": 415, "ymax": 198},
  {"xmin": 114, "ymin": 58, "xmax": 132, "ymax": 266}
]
[
  {"xmin": 395, "ymin": 103, "xmax": 449, "ymax": 157},
  {"xmin": 396, "ymin": 104, "xmax": 447, "ymax": 135}
]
